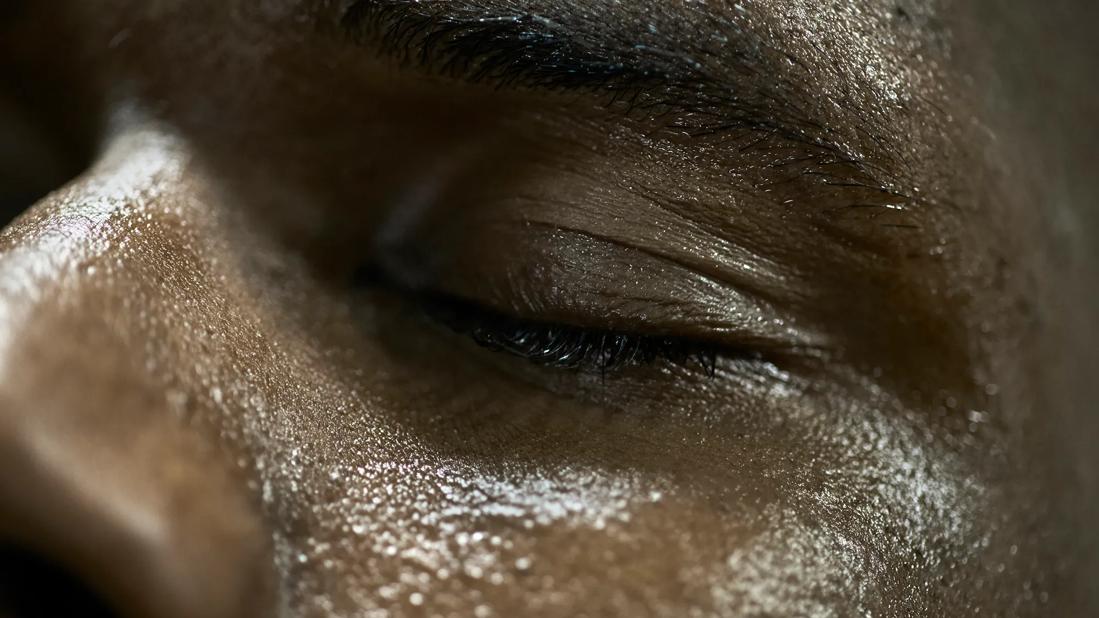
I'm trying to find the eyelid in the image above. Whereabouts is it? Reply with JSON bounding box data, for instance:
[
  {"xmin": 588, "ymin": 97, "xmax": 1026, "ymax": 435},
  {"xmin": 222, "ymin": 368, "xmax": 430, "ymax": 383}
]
[{"xmin": 373, "ymin": 207, "xmax": 821, "ymax": 348}]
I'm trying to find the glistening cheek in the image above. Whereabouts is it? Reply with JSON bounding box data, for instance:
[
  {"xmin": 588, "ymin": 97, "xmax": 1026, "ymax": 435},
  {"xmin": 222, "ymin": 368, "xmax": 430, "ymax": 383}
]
[
  {"xmin": 212, "ymin": 285, "xmax": 955, "ymax": 610},
  {"xmin": 232, "ymin": 346, "xmax": 987, "ymax": 616},
  {"xmin": 186, "ymin": 235, "xmax": 988, "ymax": 613}
]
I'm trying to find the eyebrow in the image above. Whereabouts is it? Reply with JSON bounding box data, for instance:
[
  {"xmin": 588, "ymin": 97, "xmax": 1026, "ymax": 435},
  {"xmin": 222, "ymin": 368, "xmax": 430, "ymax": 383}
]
[
  {"xmin": 337, "ymin": 0, "xmax": 923, "ymax": 208},
  {"xmin": 340, "ymin": 0, "xmax": 835, "ymax": 143}
]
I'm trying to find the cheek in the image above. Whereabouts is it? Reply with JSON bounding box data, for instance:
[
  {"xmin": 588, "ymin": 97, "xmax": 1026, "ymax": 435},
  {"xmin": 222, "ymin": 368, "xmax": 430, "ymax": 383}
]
[
  {"xmin": 233, "ymin": 382, "xmax": 990, "ymax": 617},
  {"xmin": 204, "ymin": 296, "xmax": 991, "ymax": 618}
]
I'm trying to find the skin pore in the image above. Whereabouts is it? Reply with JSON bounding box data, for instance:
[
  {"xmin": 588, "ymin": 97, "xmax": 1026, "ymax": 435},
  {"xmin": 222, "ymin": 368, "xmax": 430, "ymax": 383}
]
[{"xmin": 0, "ymin": 0, "xmax": 1097, "ymax": 616}]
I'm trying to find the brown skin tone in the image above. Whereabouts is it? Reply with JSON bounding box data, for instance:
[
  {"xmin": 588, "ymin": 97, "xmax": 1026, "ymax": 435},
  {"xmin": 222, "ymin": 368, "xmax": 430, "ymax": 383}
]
[{"xmin": 1, "ymin": 0, "xmax": 1097, "ymax": 616}]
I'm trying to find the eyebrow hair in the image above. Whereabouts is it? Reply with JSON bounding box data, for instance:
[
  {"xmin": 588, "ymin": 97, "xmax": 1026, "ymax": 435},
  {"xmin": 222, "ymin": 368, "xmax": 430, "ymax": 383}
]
[
  {"xmin": 339, "ymin": 0, "xmax": 830, "ymax": 141},
  {"xmin": 337, "ymin": 0, "xmax": 917, "ymax": 204},
  {"xmin": 345, "ymin": 2, "xmax": 661, "ymax": 91}
]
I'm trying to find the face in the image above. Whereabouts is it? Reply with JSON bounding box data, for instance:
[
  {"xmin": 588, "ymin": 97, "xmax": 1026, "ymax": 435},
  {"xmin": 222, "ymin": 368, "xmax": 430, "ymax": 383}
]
[{"xmin": 1, "ymin": 0, "xmax": 1096, "ymax": 616}]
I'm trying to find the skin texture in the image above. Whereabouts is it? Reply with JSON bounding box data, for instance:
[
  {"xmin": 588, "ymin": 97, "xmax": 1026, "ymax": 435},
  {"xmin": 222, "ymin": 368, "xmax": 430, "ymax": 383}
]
[{"xmin": 0, "ymin": 0, "xmax": 1097, "ymax": 616}]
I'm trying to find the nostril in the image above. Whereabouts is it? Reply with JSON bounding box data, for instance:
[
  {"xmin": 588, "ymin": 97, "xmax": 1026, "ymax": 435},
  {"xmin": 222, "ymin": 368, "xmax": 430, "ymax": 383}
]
[{"xmin": 0, "ymin": 543, "xmax": 120, "ymax": 618}]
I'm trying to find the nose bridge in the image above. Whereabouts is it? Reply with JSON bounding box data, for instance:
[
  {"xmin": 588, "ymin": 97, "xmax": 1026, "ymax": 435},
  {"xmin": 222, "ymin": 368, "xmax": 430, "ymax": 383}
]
[{"xmin": 0, "ymin": 131, "xmax": 277, "ymax": 618}]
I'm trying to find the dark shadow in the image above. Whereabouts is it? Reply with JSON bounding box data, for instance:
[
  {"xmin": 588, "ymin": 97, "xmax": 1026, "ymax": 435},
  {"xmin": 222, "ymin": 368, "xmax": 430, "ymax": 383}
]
[
  {"xmin": 0, "ymin": 544, "xmax": 119, "ymax": 618},
  {"xmin": 0, "ymin": 0, "xmax": 101, "ymax": 229}
]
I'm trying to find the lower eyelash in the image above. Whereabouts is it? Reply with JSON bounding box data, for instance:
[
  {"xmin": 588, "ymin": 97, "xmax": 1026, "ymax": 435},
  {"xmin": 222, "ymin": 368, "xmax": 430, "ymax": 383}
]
[{"xmin": 419, "ymin": 293, "xmax": 720, "ymax": 376}]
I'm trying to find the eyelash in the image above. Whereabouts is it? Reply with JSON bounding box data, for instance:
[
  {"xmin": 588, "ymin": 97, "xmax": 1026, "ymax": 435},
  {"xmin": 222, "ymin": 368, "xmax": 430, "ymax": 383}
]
[{"xmin": 419, "ymin": 292, "xmax": 721, "ymax": 377}]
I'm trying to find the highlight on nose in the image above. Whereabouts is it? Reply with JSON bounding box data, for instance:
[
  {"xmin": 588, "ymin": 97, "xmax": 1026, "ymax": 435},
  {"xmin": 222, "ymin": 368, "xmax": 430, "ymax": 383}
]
[{"xmin": 0, "ymin": 171, "xmax": 277, "ymax": 618}]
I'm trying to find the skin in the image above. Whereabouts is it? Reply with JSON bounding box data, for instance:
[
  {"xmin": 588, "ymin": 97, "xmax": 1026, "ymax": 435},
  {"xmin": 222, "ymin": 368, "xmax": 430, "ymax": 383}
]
[{"xmin": 0, "ymin": 0, "xmax": 1097, "ymax": 616}]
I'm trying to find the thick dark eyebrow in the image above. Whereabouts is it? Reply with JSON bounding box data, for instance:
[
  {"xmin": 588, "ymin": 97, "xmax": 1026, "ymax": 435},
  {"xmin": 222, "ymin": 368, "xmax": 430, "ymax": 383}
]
[
  {"xmin": 336, "ymin": 0, "xmax": 928, "ymax": 210},
  {"xmin": 344, "ymin": 2, "xmax": 663, "ymax": 92},
  {"xmin": 339, "ymin": 0, "xmax": 831, "ymax": 143}
]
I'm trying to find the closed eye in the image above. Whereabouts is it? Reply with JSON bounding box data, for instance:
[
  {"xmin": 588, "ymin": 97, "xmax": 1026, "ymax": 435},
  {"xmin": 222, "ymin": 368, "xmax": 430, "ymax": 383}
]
[
  {"xmin": 414, "ymin": 288, "xmax": 732, "ymax": 378},
  {"xmin": 355, "ymin": 261, "xmax": 738, "ymax": 377}
]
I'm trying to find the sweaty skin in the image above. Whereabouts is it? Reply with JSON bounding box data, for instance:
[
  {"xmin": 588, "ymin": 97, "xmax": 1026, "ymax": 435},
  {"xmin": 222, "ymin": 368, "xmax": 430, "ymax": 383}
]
[{"xmin": 0, "ymin": 1, "xmax": 1097, "ymax": 617}]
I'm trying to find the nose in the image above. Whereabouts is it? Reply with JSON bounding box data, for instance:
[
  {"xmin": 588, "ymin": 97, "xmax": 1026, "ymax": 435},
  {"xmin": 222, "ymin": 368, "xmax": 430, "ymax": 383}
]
[
  {"xmin": 0, "ymin": 360, "xmax": 272, "ymax": 618},
  {"xmin": 0, "ymin": 132, "xmax": 276, "ymax": 618}
]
